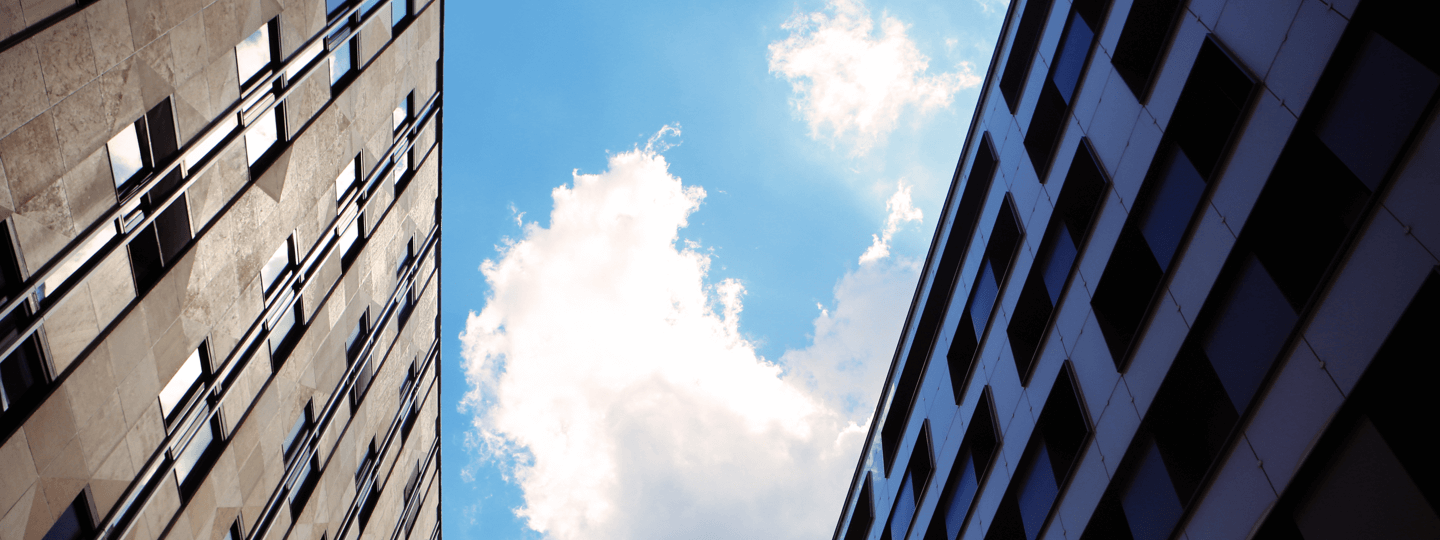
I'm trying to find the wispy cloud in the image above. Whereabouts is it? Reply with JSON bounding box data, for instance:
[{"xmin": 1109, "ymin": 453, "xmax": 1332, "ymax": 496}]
[
  {"xmin": 460, "ymin": 127, "xmax": 919, "ymax": 539},
  {"xmin": 859, "ymin": 180, "xmax": 924, "ymax": 265},
  {"xmin": 768, "ymin": 0, "xmax": 981, "ymax": 155}
]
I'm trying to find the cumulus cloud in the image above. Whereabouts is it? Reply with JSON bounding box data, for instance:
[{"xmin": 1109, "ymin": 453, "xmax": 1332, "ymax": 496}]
[
  {"xmin": 859, "ymin": 180, "xmax": 924, "ymax": 265},
  {"xmin": 460, "ymin": 128, "xmax": 922, "ymax": 540},
  {"xmin": 768, "ymin": 0, "xmax": 981, "ymax": 154}
]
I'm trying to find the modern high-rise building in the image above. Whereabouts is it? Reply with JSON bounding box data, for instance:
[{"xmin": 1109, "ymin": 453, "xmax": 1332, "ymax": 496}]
[
  {"xmin": 835, "ymin": 1, "xmax": 1438, "ymax": 539},
  {"xmin": 1, "ymin": 1, "xmax": 442, "ymax": 539}
]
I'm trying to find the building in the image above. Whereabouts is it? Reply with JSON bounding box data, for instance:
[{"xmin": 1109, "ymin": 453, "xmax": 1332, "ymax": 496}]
[
  {"xmin": 1, "ymin": 0, "xmax": 442, "ymax": 539},
  {"xmin": 834, "ymin": 1, "xmax": 1439, "ymax": 539}
]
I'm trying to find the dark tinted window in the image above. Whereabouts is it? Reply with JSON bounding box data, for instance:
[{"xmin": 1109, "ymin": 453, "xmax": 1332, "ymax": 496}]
[
  {"xmin": 42, "ymin": 491, "xmax": 93, "ymax": 540},
  {"xmin": 1023, "ymin": 0, "xmax": 1108, "ymax": 175},
  {"xmin": 999, "ymin": 0, "xmax": 1057, "ymax": 112},
  {"xmin": 948, "ymin": 196, "xmax": 1024, "ymax": 403},
  {"xmin": 988, "ymin": 367, "xmax": 1090, "ymax": 540},
  {"xmin": 845, "ymin": 475, "xmax": 876, "ymax": 540},
  {"xmin": 1110, "ymin": 0, "xmax": 1184, "ymax": 98}
]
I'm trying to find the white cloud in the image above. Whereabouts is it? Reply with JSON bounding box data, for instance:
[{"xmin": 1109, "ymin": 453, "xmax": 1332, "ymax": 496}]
[
  {"xmin": 859, "ymin": 180, "xmax": 924, "ymax": 265},
  {"xmin": 460, "ymin": 128, "xmax": 922, "ymax": 540},
  {"xmin": 768, "ymin": 0, "xmax": 981, "ymax": 154}
]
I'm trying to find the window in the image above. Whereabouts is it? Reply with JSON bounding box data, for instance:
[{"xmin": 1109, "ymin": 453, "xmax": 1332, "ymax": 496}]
[
  {"xmin": 41, "ymin": 489, "xmax": 95, "ymax": 540},
  {"xmin": 346, "ymin": 310, "xmax": 370, "ymax": 363},
  {"xmin": 925, "ymin": 388, "xmax": 1000, "ymax": 540},
  {"xmin": 394, "ymin": 91, "xmax": 413, "ymax": 134},
  {"xmin": 40, "ymin": 222, "xmax": 117, "ymax": 301},
  {"xmin": 1109, "ymin": 0, "xmax": 1185, "ymax": 99},
  {"xmin": 244, "ymin": 107, "xmax": 281, "ymax": 166},
  {"xmin": 998, "ymin": 0, "xmax": 1057, "ymax": 112},
  {"xmin": 884, "ymin": 423, "xmax": 934, "ymax": 540},
  {"xmin": 1090, "ymin": 38, "xmax": 1255, "ymax": 366},
  {"xmin": 392, "ymin": 0, "xmax": 411, "ymax": 26},
  {"xmin": 397, "ymin": 276, "xmax": 417, "ymax": 326},
  {"xmin": 397, "ymin": 236, "xmax": 415, "ymax": 275},
  {"xmin": 880, "ymin": 134, "xmax": 999, "ymax": 470},
  {"xmin": 288, "ymin": 453, "xmax": 321, "ymax": 516},
  {"xmin": 158, "ymin": 346, "xmax": 208, "ymax": 426},
  {"xmin": 987, "ymin": 365, "xmax": 1090, "ymax": 540},
  {"xmin": 359, "ymin": 0, "xmax": 381, "ymax": 14},
  {"xmin": 235, "ymin": 23, "xmax": 276, "ymax": 89},
  {"xmin": 338, "ymin": 211, "xmax": 366, "ymax": 268},
  {"xmin": 947, "ymin": 195, "xmax": 1023, "ymax": 403},
  {"xmin": 108, "ymin": 98, "xmax": 179, "ymax": 196},
  {"xmin": 1008, "ymin": 142, "xmax": 1108, "ymax": 380},
  {"xmin": 182, "ymin": 116, "xmax": 237, "ymax": 174},
  {"xmin": 350, "ymin": 350, "xmax": 374, "ymax": 409},
  {"xmin": 357, "ymin": 440, "xmax": 381, "ymax": 528},
  {"xmin": 326, "ymin": 0, "xmax": 350, "ymax": 19},
  {"xmin": 172, "ymin": 413, "xmax": 222, "ymax": 497},
  {"xmin": 402, "ymin": 460, "xmax": 424, "ymax": 534},
  {"xmin": 1, "ymin": 229, "xmax": 48, "ymax": 419},
  {"xmin": 1023, "ymin": 0, "xmax": 1109, "ymax": 176},
  {"xmin": 283, "ymin": 401, "xmax": 313, "ymax": 465},
  {"xmin": 845, "ymin": 475, "xmax": 876, "ymax": 540},
  {"xmin": 261, "ymin": 236, "xmax": 295, "ymax": 298},
  {"xmin": 327, "ymin": 13, "xmax": 359, "ymax": 91}
]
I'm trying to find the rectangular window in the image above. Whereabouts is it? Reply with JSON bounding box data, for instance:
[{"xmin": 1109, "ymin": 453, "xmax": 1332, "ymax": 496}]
[
  {"xmin": 326, "ymin": 0, "xmax": 350, "ymax": 19},
  {"xmin": 109, "ymin": 98, "xmax": 179, "ymax": 196},
  {"xmin": 998, "ymin": 0, "xmax": 1057, "ymax": 112},
  {"xmin": 397, "ymin": 277, "xmax": 417, "ymax": 325},
  {"xmin": 328, "ymin": 26, "xmax": 356, "ymax": 89},
  {"xmin": 394, "ymin": 91, "xmax": 413, "ymax": 134},
  {"xmin": 244, "ymin": 108, "xmax": 280, "ymax": 166},
  {"xmin": 350, "ymin": 352, "xmax": 373, "ymax": 409},
  {"xmin": 2, "ymin": 228, "xmax": 49, "ymax": 419},
  {"xmin": 988, "ymin": 365, "xmax": 1090, "ymax": 540},
  {"xmin": 397, "ymin": 237, "xmax": 415, "ymax": 276},
  {"xmin": 1007, "ymin": 142, "xmax": 1108, "ymax": 382},
  {"xmin": 158, "ymin": 346, "xmax": 207, "ymax": 426},
  {"xmin": 358, "ymin": 0, "xmax": 381, "ymax": 14},
  {"xmin": 1090, "ymin": 38, "xmax": 1254, "ymax": 366},
  {"xmin": 338, "ymin": 212, "xmax": 366, "ymax": 268},
  {"xmin": 403, "ymin": 461, "xmax": 424, "ymax": 534},
  {"xmin": 926, "ymin": 390, "xmax": 999, "ymax": 540},
  {"xmin": 1109, "ymin": 0, "xmax": 1184, "ymax": 99},
  {"xmin": 1023, "ymin": 0, "xmax": 1108, "ymax": 176},
  {"xmin": 400, "ymin": 357, "xmax": 421, "ymax": 439},
  {"xmin": 261, "ymin": 236, "xmax": 295, "ymax": 298},
  {"xmin": 287, "ymin": 453, "xmax": 321, "ymax": 515},
  {"xmin": 335, "ymin": 157, "xmax": 360, "ymax": 205},
  {"xmin": 947, "ymin": 194, "xmax": 1023, "ymax": 403},
  {"xmin": 845, "ymin": 475, "xmax": 876, "ymax": 540},
  {"xmin": 265, "ymin": 288, "xmax": 301, "ymax": 362},
  {"xmin": 880, "ymin": 134, "xmax": 999, "ymax": 471},
  {"xmin": 41, "ymin": 489, "xmax": 95, "ymax": 540},
  {"xmin": 884, "ymin": 424, "xmax": 934, "ymax": 540},
  {"xmin": 171, "ymin": 414, "xmax": 222, "ymax": 497},
  {"xmin": 392, "ymin": 0, "xmax": 410, "ymax": 26},
  {"xmin": 235, "ymin": 22, "xmax": 276, "ymax": 90},
  {"xmin": 1255, "ymin": 269, "xmax": 1440, "ymax": 539},
  {"xmin": 282, "ymin": 401, "xmax": 313, "ymax": 465}
]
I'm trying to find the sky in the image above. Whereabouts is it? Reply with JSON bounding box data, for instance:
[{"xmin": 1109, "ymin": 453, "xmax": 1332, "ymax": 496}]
[{"xmin": 439, "ymin": 1, "xmax": 1007, "ymax": 538}]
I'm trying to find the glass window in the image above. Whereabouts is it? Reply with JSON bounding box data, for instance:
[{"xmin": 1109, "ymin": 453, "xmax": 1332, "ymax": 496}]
[
  {"xmin": 173, "ymin": 418, "xmax": 217, "ymax": 485},
  {"xmin": 888, "ymin": 470, "xmax": 916, "ymax": 540},
  {"xmin": 265, "ymin": 289, "xmax": 298, "ymax": 357},
  {"xmin": 182, "ymin": 116, "xmax": 237, "ymax": 174},
  {"xmin": 326, "ymin": 0, "xmax": 349, "ymax": 17},
  {"xmin": 1137, "ymin": 146, "xmax": 1205, "ymax": 271},
  {"xmin": 1119, "ymin": 439, "xmax": 1184, "ymax": 540},
  {"xmin": 283, "ymin": 403, "xmax": 311, "ymax": 462},
  {"xmin": 393, "ymin": 94, "xmax": 411, "ymax": 133},
  {"xmin": 244, "ymin": 108, "xmax": 278, "ymax": 166},
  {"xmin": 1015, "ymin": 440, "xmax": 1059, "ymax": 540},
  {"xmin": 1039, "ymin": 226, "xmax": 1077, "ymax": 305},
  {"xmin": 351, "ymin": 353, "xmax": 373, "ymax": 406},
  {"xmin": 392, "ymin": 0, "xmax": 408, "ymax": 24},
  {"xmin": 235, "ymin": 24, "xmax": 272, "ymax": 87},
  {"xmin": 969, "ymin": 259, "xmax": 998, "ymax": 338},
  {"xmin": 329, "ymin": 36, "xmax": 353, "ymax": 86},
  {"xmin": 1201, "ymin": 255, "xmax": 1298, "ymax": 409},
  {"xmin": 107, "ymin": 123, "xmax": 146, "ymax": 188},
  {"xmin": 40, "ymin": 225, "xmax": 116, "ymax": 301},
  {"xmin": 288, "ymin": 39, "xmax": 325, "ymax": 81},
  {"xmin": 359, "ymin": 0, "xmax": 380, "ymax": 14},
  {"xmin": 261, "ymin": 238, "xmax": 293, "ymax": 297},
  {"xmin": 159, "ymin": 348, "xmax": 205, "ymax": 421},
  {"xmin": 944, "ymin": 450, "xmax": 981, "ymax": 536},
  {"xmin": 1050, "ymin": 12, "xmax": 1095, "ymax": 104},
  {"xmin": 345, "ymin": 312, "xmax": 369, "ymax": 362},
  {"xmin": 335, "ymin": 158, "xmax": 358, "ymax": 203},
  {"xmin": 41, "ymin": 492, "xmax": 93, "ymax": 540}
]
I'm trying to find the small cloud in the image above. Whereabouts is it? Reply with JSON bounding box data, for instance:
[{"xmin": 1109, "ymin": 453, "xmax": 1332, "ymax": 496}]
[
  {"xmin": 768, "ymin": 0, "xmax": 980, "ymax": 155},
  {"xmin": 859, "ymin": 180, "xmax": 924, "ymax": 265}
]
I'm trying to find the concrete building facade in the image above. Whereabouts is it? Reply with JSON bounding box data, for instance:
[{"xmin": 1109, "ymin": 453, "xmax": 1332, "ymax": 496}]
[
  {"xmin": 834, "ymin": 0, "xmax": 1439, "ymax": 539},
  {"xmin": 0, "ymin": 0, "xmax": 442, "ymax": 539}
]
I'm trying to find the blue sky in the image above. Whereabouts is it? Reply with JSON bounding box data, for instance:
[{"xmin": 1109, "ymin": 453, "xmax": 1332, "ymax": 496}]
[{"xmin": 440, "ymin": 1, "xmax": 1006, "ymax": 538}]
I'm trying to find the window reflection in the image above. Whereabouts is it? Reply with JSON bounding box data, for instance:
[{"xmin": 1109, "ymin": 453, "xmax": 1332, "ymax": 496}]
[
  {"xmin": 245, "ymin": 109, "xmax": 279, "ymax": 165},
  {"xmin": 107, "ymin": 124, "xmax": 146, "ymax": 188},
  {"xmin": 235, "ymin": 25, "xmax": 272, "ymax": 87}
]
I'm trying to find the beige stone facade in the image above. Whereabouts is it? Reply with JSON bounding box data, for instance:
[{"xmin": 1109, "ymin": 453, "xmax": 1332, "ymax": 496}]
[{"xmin": 0, "ymin": 1, "xmax": 443, "ymax": 539}]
